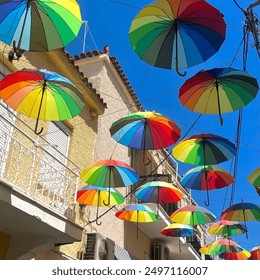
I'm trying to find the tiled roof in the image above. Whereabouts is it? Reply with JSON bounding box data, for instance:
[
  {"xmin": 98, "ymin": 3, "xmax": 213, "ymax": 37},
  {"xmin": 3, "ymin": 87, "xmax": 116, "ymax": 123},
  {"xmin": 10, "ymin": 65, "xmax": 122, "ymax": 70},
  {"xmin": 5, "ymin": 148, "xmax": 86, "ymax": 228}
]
[{"xmin": 72, "ymin": 50, "xmax": 144, "ymax": 111}]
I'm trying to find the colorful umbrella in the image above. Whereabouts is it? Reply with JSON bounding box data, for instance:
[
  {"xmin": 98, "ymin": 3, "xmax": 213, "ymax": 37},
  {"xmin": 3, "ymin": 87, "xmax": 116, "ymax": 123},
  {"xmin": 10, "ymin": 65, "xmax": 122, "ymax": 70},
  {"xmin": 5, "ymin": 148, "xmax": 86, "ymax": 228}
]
[
  {"xmin": 76, "ymin": 185, "xmax": 124, "ymax": 225},
  {"xmin": 221, "ymin": 202, "xmax": 260, "ymax": 239},
  {"xmin": 219, "ymin": 249, "xmax": 251, "ymax": 260},
  {"xmin": 249, "ymin": 245, "xmax": 260, "ymax": 260},
  {"xmin": 180, "ymin": 165, "xmax": 234, "ymax": 205},
  {"xmin": 0, "ymin": 0, "xmax": 82, "ymax": 54},
  {"xmin": 80, "ymin": 159, "xmax": 139, "ymax": 205},
  {"xmin": 248, "ymin": 168, "xmax": 260, "ymax": 187},
  {"xmin": 161, "ymin": 223, "xmax": 194, "ymax": 252},
  {"xmin": 129, "ymin": 0, "xmax": 226, "ymax": 76},
  {"xmin": 169, "ymin": 205, "xmax": 216, "ymax": 226},
  {"xmin": 115, "ymin": 204, "xmax": 159, "ymax": 238},
  {"xmin": 199, "ymin": 239, "xmax": 243, "ymax": 256},
  {"xmin": 172, "ymin": 133, "xmax": 237, "ymax": 165},
  {"xmin": 134, "ymin": 181, "xmax": 183, "ymax": 213},
  {"xmin": 179, "ymin": 68, "xmax": 258, "ymax": 125},
  {"xmin": 110, "ymin": 111, "xmax": 181, "ymax": 150},
  {"xmin": 0, "ymin": 69, "xmax": 85, "ymax": 134},
  {"xmin": 208, "ymin": 220, "xmax": 247, "ymax": 237}
]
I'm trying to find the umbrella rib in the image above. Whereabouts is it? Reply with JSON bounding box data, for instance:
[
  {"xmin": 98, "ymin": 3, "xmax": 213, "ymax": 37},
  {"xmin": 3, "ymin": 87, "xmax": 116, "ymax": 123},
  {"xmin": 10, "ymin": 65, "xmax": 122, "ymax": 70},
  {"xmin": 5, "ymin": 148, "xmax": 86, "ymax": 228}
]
[{"xmin": 16, "ymin": 0, "xmax": 32, "ymax": 51}]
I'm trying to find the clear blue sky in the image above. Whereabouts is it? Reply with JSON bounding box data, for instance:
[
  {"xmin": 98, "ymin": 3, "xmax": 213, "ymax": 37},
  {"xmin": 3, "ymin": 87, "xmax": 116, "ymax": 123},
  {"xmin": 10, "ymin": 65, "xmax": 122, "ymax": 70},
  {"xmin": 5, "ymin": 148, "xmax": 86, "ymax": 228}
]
[{"xmin": 67, "ymin": 0, "xmax": 260, "ymax": 252}]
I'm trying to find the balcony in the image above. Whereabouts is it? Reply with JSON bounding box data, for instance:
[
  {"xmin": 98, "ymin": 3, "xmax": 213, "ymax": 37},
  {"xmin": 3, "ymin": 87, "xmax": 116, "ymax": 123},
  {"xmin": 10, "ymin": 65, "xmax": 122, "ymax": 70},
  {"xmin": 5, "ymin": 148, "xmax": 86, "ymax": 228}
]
[{"xmin": 0, "ymin": 105, "xmax": 83, "ymax": 259}]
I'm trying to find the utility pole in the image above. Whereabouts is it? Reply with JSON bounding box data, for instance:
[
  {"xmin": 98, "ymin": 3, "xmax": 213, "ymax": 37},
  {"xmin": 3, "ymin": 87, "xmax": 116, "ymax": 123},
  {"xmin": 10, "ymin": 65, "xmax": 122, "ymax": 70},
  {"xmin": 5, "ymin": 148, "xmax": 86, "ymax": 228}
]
[{"xmin": 246, "ymin": 1, "xmax": 260, "ymax": 58}]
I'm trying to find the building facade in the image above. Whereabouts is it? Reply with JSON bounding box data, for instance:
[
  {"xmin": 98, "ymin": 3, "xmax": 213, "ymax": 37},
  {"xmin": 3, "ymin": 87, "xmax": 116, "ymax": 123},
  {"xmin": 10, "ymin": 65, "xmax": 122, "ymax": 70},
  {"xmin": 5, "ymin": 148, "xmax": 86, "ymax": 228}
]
[{"xmin": 0, "ymin": 43, "xmax": 213, "ymax": 260}]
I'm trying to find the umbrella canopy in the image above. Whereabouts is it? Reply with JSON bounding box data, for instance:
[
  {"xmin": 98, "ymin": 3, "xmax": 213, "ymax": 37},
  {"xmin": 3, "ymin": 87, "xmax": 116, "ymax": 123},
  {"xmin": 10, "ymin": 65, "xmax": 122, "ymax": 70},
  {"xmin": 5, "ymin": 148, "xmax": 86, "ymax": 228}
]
[
  {"xmin": 221, "ymin": 202, "xmax": 260, "ymax": 239},
  {"xmin": 76, "ymin": 185, "xmax": 124, "ymax": 225},
  {"xmin": 0, "ymin": 0, "xmax": 82, "ymax": 52},
  {"xmin": 169, "ymin": 205, "xmax": 216, "ymax": 225},
  {"xmin": 180, "ymin": 165, "xmax": 234, "ymax": 205},
  {"xmin": 76, "ymin": 185, "xmax": 124, "ymax": 207},
  {"xmin": 115, "ymin": 204, "xmax": 158, "ymax": 223},
  {"xmin": 172, "ymin": 133, "xmax": 237, "ymax": 165},
  {"xmin": 219, "ymin": 249, "xmax": 251, "ymax": 260},
  {"xmin": 0, "ymin": 69, "xmax": 85, "ymax": 134},
  {"xmin": 249, "ymin": 245, "xmax": 260, "ymax": 260},
  {"xmin": 221, "ymin": 202, "xmax": 260, "ymax": 222},
  {"xmin": 134, "ymin": 181, "xmax": 183, "ymax": 204},
  {"xmin": 161, "ymin": 223, "xmax": 194, "ymax": 252},
  {"xmin": 248, "ymin": 167, "xmax": 260, "ymax": 187},
  {"xmin": 129, "ymin": 0, "xmax": 226, "ymax": 76},
  {"xmin": 110, "ymin": 111, "xmax": 181, "ymax": 150},
  {"xmin": 80, "ymin": 159, "xmax": 139, "ymax": 187},
  {"xmin": 161, "ymin": 223, "xmax": 194, "ymax": 237},
  {"xmin": 208, "ymin": 220, "xmax": 247, "ymax": 237},
  {"xmin": 181, "ymin": 165, "xmax": 234, "ymax": 191},
  {"xmin": 80, "ymin": 159, "xmax": 139, "ymax": 205},
  {"xmin": 179, "ymin": 68, "xmax": 258, "ymax": 125},
  {"xmin": 200, "ymin": 239, "xmax": 243, "ymax": 255}
]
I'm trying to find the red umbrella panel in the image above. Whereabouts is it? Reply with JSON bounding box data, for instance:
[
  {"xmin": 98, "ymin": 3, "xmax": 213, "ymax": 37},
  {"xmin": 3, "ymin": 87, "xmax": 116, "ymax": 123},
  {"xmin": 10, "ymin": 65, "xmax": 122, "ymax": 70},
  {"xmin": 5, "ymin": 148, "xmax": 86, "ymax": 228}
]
[
  {"xmin": 219, "ymin": 249, "xmax": 251, "ymax": 260},
  {"xmin": 249, "ymin": 245, "xmax": 260, "ymax": 260}
]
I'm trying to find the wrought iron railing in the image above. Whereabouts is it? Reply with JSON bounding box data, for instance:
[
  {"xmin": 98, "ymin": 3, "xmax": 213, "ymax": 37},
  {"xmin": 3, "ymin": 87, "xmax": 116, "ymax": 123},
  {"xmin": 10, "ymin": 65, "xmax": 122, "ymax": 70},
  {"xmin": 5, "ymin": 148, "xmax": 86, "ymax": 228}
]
[{"xmin": 0, "ymin": 106, "xmax": 80, "ymax": 221}]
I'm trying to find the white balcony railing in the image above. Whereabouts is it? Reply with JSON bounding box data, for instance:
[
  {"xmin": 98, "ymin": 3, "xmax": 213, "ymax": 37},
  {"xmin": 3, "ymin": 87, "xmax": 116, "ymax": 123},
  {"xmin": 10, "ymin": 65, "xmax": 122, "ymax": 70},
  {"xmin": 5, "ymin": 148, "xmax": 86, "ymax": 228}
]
[{"xmin": 0, "ymin": 107, "xmax": 80, "ymax": 221}]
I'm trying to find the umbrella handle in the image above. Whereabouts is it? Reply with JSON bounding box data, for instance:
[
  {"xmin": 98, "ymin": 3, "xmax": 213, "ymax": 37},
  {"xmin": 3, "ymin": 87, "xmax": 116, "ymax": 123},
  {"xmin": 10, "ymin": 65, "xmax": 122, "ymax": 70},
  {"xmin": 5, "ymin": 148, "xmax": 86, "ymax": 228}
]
[
  {"xmin": 103, "ymin": 176, "xmax": 111, "ymax": 206},
  {"xmin": 174, "ymin": 25, "xmax": 186, "ymax": 77},
  {"xmin": 34, "ymin": 119, "xmax": 44, "ymax": 135},
  {"xmin": 176, "ymin": 61, "xmax": 187, "ymax": 77}
]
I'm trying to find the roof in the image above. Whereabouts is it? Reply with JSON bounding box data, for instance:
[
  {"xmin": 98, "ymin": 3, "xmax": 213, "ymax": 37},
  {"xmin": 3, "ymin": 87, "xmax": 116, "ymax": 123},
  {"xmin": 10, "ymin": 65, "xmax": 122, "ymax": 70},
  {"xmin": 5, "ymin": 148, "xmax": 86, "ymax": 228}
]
[{"xmin": 72, "ymin": 50, "xmax": 144, "ymax": 111}]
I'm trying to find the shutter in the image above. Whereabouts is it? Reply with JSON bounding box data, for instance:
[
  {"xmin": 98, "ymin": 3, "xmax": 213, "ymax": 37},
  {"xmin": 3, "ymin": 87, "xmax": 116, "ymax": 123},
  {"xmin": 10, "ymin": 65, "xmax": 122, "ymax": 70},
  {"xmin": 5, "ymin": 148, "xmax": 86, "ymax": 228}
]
[{"xmin": 45, "ymin": 122, "xmax": 71, "ymax": 162}]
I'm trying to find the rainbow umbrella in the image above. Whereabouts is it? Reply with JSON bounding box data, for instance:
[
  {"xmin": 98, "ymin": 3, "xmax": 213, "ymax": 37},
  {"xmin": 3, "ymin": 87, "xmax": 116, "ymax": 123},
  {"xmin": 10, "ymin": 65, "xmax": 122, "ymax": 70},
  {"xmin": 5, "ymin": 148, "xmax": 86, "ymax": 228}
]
[
  {"xmin": 248, "ymin": 168, "xmax": 260, "ymax": 187},
  {"xmin": 200, "ymin": 239, "xmax": 243, "ymax": 256},
  {"xmin": 115, "ymin": 204, "xmax": 159, "ymax": 238},
  {"xmin": 110, "ymin": 111, "xmax": 181, "ymax": 164},
  {"xmin": 179, "ymin": 68, "xmax": 258, "ymax": 125},
  {"xmin": 180, "ymin": 165, "xmax": 234, "ymax": 205},
  {"xmin": 219, "ymin": 249, "xmax": 251, "ymax": 260},
  {"xmin": 169, "ymin": 205, "xmax": 216, "ymax": 226},
  {"xmin": 161, "ymin": 223, "xmax": 194, "ymax": 252},
  {"xmin": 221, "ymin": 202, "xmax": 260, "ymax": 239},
  {"xmin": 134, "ymin": 181, "xmax": 183, "ymax": 214},
  {"xmin": 172, "ymin": 133, "xmax": 237, "ymax": 166},
  {"xmin": 80, "ymin": 159, "xmax": 139, "ymax": 205},
  {"xmin": 0, "ymin": 0, "xmax": 82, "ymax": 54},
  {"xmin": 249, "ymin": 245, "xmax": 260, "ymax": 260},
  {"xmin": 129, "ymin": 0, "xmax": 226, "ymax": 76},
  {"xmin": 0, "ymin": 69, "xmax": 84, "ymax": 134},
  {"xmin": 76, "ymin": 185, "xmax": 124, "ymax": 225},
  {"xmin": 208, "ymin": 220, "xmax": 247, "ymax": 237}
]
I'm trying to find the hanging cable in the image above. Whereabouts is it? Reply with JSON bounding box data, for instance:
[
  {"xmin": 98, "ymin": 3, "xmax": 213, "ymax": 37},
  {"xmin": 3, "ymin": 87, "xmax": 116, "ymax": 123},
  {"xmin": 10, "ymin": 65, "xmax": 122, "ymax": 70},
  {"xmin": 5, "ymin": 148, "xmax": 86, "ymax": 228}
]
[
  {"xmin": 230, "ymin": 109, "xmax": 243, "ymax": 206},
  {"xmin": 109, "ymin": 0, "xmax": 141, "ymax": 9}
]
